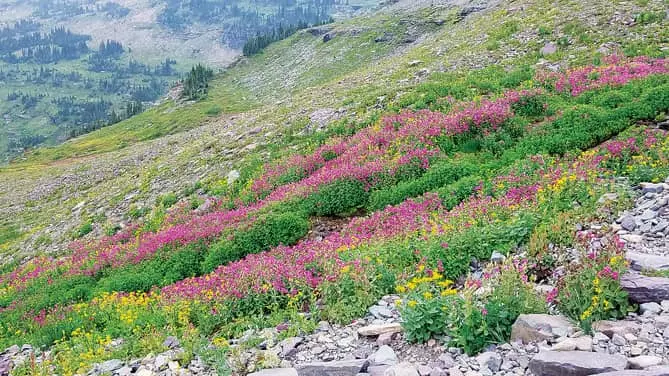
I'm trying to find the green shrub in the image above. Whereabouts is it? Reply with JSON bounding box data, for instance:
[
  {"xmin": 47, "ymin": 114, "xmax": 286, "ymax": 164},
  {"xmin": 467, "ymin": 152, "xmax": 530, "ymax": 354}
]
[
  {"xmin": 635, "ymin": 11, "xmax": 665, "ymax": 25},
  {"xmin": 555, "ymin": 237, "xmax": 631, "ymax": 332},
  {"xmin": 160, "ymin": 193, "xmax": 179, "ymax": 208},
  {"xmin": 73, "ymin": 221, "xmax": 93, "ymax": 239},
  {"xmin": 202, "ymin": 211, "xmax": 309, "ymax": 272},
  {"xmin": 304, "ymin": 179, "xmax": 369, "ymax": 217},
  {"xmin": 95, "ymin": 243, "xmax": 206, "ymax": 294},
  {"xmin": 367, "ymin": 161, "xmax": 476, "ymax": 210},
  {"xmin": 398, "ymin": 259, "xmax": 546, "ymax": 353}
]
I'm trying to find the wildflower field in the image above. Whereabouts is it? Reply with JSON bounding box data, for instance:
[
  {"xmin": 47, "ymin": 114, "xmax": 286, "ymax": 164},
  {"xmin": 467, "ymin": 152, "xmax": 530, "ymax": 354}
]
[{"xmin": 1, "ymin": 55, "xmax": 668, "ymax": 374}]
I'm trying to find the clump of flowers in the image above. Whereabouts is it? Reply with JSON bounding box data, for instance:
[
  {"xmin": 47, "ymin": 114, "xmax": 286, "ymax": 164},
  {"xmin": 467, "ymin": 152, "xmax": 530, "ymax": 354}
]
[
  {"xmin": 395, "ymin": 263, "xmax": 456, "ymax": 343},
  {"xmin": 397, "ymin": 258, "xmax": 546, "ymax": 354},
  {"xmin": 553, "ymin": 233, "xmax": 631, "ymax": 332}
]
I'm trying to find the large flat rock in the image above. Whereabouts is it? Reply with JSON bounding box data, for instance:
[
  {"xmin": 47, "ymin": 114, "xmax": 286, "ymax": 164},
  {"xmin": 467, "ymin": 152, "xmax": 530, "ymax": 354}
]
[
  {"xmin": 529, "ymin": 351, "xmax": 627, "ymax": 376},
  {"xmin": 296, "ymin": 359, "xmax": 368, "ymax": 376},
  {"xmin": 627, "ymin": 252, "xmax": 669, "ymax": 272},
  {"xmin": 621, "ymin": 273, "xmax": 669, "ymax": 303}
]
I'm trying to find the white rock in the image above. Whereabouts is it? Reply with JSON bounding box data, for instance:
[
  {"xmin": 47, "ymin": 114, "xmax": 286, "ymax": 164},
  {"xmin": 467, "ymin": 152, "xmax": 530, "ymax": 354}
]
[
  {"xmin": 612, "ymin": 333, "xmax": 627, "ymax": 346},
  {"xmin": 369, "ymin": 345, "xmax": 397, "ymax": 366},
  {"xmin": 628, "ymin": 355, "xmax": 663, "ymax": 369},
  {"xmin": 358, "ymin": 323, "xmax": 403, "ymax": 337},
  {"xmin": 553, "ymin": 336, "xmax": 593, "ymax": 351},
  {"xmin": 640, "ymin": 302, "xmax": 662, "ymax": 315},
  {"xmin": 476, "ymin": 352, "xmax": 502, "ymax": 373}
]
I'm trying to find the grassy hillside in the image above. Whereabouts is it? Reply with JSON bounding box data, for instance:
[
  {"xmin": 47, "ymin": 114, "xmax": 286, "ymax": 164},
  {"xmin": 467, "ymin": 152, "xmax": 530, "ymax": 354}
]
[{"xmin": 0, "ymin": 0, "xmax": 667, "ymax": 373}]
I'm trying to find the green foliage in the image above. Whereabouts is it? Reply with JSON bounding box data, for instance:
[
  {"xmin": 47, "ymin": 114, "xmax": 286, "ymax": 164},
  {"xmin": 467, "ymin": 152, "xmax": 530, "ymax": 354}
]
[
  {"xmin": 202, "ymin": 211, "xmax": 309, "ymax": 273},
  {"xmin": 367, "ymin": 160, "xmax": 477, "ymax": 210},
  {"xmin": 159, "ymin": 192, "xmax": 179, "ymax": 208},
  {"xmin": 556, "ymin": 239, "xmax": 631, "ymax": 332},
  {"xmin": 304, "ymin": 179, "xmax": 369, "ymax": 217},
  {"xmin": 95, "ymin": 243, "xmax": 206, "ymax": 294},
  {"xmin": 127, "ymin": 205, "xmax": 150, "ymax": 219},
  {"xmin": 635, "ymin": 11, "xmax": 665, "ymax": 25},
  {"xmin": 73, "ymin": 221, "xmax": 93, "ymax": 239},
  {"xmin": 398, "ymin": 259, "xmax": 546, "ymax": 353},
  {"xmin": 0, "ymin": 225, "xmax": 21, "ymax": 245}
]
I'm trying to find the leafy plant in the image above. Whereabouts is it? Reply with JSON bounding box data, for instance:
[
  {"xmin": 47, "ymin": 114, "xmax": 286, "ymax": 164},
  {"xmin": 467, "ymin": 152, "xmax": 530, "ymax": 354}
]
[{"xmin": 555, "ymin": 235, "xmax": 631, "ymax": 332}]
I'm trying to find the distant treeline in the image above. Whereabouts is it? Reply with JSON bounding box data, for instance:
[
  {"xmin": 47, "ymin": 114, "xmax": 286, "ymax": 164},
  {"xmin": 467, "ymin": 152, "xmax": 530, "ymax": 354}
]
[
  {"xmin": 242, "ymin": 18, "xmax": 333, "ymax": 56},
  {"xmin": 33, "ymin": 0, "xmax": 130, "ymax": 19},
  {"xmin": 0, "ymin": 25, "xmax": 90, "ymax": 64},
  {"xmin": 158, "ymin": 0, "xmax": 338, "ymax": 48}
]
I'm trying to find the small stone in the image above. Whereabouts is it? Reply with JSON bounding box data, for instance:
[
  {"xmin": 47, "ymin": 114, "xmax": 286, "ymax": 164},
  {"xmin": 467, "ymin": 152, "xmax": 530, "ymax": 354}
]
[
  {"xmin": 641, "ymin": 183, "xmax": 664, "ymax": 194},
  {"xmin": 163, "ymin": 336, "xmax": 180, "ymax": 349},
  {"xmin": 640, "ymin": 302, "xmax": 662, "ymax": 315},
  {"xmin": 369, "ymin": 345, "xmax": 397, "ymax": 366},
  {"xmin": 155, "ymin": 354, "xmax": 169, "ymax": 369},
  {"xmin": 279, "ymin": 337, "xmax": 304, "ymax": 358},
  {"xmin": 612, "ymin": 334, "xmax": 627, "ymax": 346},
  {"xmin": 448, "ymin": 367, "xmax": 464, "ymax": 376},
  {"xmin": 621, "ymin": 234, "xmax": 644, "ymax": 243},
  {"xmin": 630, "ymin": 346, "xmax": 644, "ymax": 356},
  {"xmin": 5, "ymin": 345, "xmax": 19, "ymax": 356},
  {"xmin": 621, "ymin": 215, "xmax": 638, "ymax": 231},
  {"xmin": 296, "ymin": 359, "xmax": 367, "ymax": 376},
  {"xmin": 384, "ymin": 362, "xmax": 420, "ymax": 376},
  {"xmin": 168, "ymin": 361, "xmax": 179, "ymax": 370},
  {"xmin": 358, "ymin": 323, "xmax": 403, "ymax": 337},
  {"xmin": 641, "ymin": 209, "xmax": 659, "ymax": 221},
  {"xmin": 98, "ymin": 359, "xmax": 123, "ymax": 373},
  {"xmin": 369, "ymin": 306, "xmax": 393, "ymax": 319},
  {"xmin": 227, "ymin": 170, "xmax": 240, "ymax": 185},
  {"xmin": 135, "ymin": 369, "xmax": 154, "ymax": 376},
  {"xmin": 490, "ymin": 251, "xmax": 506, "ymax": 264},
  {"xmin": 624, "ymin": 333, "xmax": 638, "ymax": 343},
  {"xmin": 477, "ymin": 352, "xmax": 502, "ymax": 373},
  {"xmin": 541, "ymin": 42, "xmax": 558, "ymax": 55},
  {"xmin": 368, "ymin": 365, "xmax": 391, "ymax": 376},
  {"xmin": 511, "ymin": 314, "xmax": 574, "ymax": 343},
  {"xmin": 417, "ymin": 365, "xmax": 432, "ymax": 376},
  {"xmin": 553, "ymin": 336, "xmax": 593, "ymax": 351}
]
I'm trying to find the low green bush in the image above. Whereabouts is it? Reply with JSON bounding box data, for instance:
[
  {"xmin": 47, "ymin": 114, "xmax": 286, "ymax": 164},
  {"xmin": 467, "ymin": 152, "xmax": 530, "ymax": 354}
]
[
  {"xmin": 202, "ymin": 211, "xmax": 309, "ymax": 272},
  {"xmin": 303, "ymin": 179, "xmax": 369, "ymax": 217}
]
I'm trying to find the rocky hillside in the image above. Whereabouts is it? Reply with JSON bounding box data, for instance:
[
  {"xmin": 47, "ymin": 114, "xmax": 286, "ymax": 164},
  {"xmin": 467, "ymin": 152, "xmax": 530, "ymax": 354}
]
[{"xmin": 0, "ymin": 0, "xmax": 668, "ymax": 375}]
